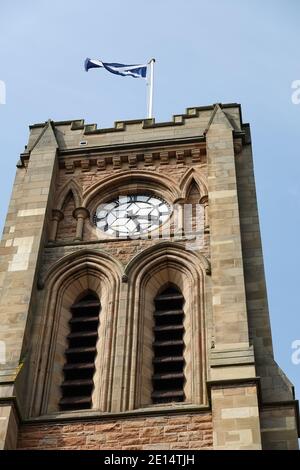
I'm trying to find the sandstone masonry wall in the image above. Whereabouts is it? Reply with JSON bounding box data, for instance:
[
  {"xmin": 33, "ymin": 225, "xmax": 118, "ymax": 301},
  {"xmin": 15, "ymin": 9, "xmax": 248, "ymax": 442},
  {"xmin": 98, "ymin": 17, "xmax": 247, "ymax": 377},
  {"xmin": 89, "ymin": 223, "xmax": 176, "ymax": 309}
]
[{"xmin": 17, "ymin": 413, "xmax": 213, "ymax": 450}]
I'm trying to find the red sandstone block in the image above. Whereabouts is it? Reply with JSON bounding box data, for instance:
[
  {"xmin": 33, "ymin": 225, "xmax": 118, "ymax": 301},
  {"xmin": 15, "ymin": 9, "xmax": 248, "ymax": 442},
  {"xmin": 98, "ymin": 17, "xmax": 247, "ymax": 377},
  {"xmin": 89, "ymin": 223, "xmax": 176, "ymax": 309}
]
[
  {"xmin": 189, "ymin": 439, "xmax": 213, "ymax": 449},
  {"xmin": 83, "ymin": 424, "xmax": 95, "ymax": 432},
  {"xmin": 80, "ymin": 445, "xmax": 101, "ymax": 450},
  {"xmin": 105, "ymin": 432, "xmax": 136, "ymax": 442},
  {"xmin": 100, "ymin": 446, "xmax": 121, "ymax": 450},
  {"xmin": 117, "ymin": 431, "xmax": 138, "ymax": 440},
  {"xmin": 186, "ymin": 431, "xmax": 204, "ymax": 441},
  {"xmin": 71, "ymin": 430, "xmax": 95, "ymax": 437},
  {"xmin": 188, "ymin": 422, "xmax": 212, "ymax": 431},
  {"xmin": 139, "ymin": 426, "xmax": 164, "ymax": 438},
  {"xmin": 121, "ymin": 446, "xmax": 144, "ymax": 450},
  {"xmin": 191, "ymin": 414, "xmax": 212, "ymax": 423},
  {"xmin": 86, "ymin": 435, "xmax": 107, "ymax": 444},
  {"xmin": 177, "ymin": 432, "xmax": 192, "ymax": 442},
  {"xmin": 17, "ymin": 440, "xmax": 40, "ymax": 449},
  {"xmin": 169, "ymin": 443, "xmax": 189, "ymax": 450},
  {"xmin": 163, "ymin": 417, "xmax": 192, "ymax": 426},
  {"xmin": 164, "ymin": 425, "xmax": 187, "ymax": 434},
  {"xmin": 57, "ymin": 437, "xmax": 86, "ymax": 447},
  {"xmin": 44, "ymin": 426, "xmax": 62, "ymax": 433},
  {"xmin": 143, "ymin": 444, "xmax": 170, "ymax": 450},
  {"xmin": 61, "ymin": 424, "xmax": 83, "ymax": 432},
  {"xmin": 121, "ymin": 420, "xmax": 145, "ymax": 430},
  {"xmin": 114, "ymin": 438, "xmax": 143, "ymax": 447},
  {"xmin": 121, "ymin": 438, "xmax": 150, "ymax": 446},
  {"xmin": 95, "ymin": 423, "xmax": 121, "ymax": 432},
  {"xmin": 142, "ymin": 418, "xmax": 168, "ymax": 426},
  {"xmin": 150, "ymin": 435, "xmax": 177, "ymax": 444}
]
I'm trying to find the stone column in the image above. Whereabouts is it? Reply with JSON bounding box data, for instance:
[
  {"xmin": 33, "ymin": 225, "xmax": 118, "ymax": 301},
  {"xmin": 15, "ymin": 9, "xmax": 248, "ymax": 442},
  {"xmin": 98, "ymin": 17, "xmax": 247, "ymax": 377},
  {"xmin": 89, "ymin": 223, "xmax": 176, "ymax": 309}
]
[
  {"xmin": 206, "ymin": 105, "xmax": 250, "ymax": 350},
  {"xmin": 48, "ymin": 209, "xmax": 64, "ymax": 242},
  {"xmin": 73, "ymin": 207, "xmax": 89, "ymax": 242},
  {"xmin": 174, "ymin": 201, "xmax": 184, "ymax": 237},
  {"xmin": 200, "ymin": 195, "xmax": 209, "ymax": 229},
  {"xmin": 111, "ymin": 277, "xmax": 129, "ymax": 413},
  {"xmin": 0, "ymin": 121, "xmax": 58, "ymax": 449},
  {"xmin": 205, "ymin": 105, "xmax": 261, "ymax": 450}
]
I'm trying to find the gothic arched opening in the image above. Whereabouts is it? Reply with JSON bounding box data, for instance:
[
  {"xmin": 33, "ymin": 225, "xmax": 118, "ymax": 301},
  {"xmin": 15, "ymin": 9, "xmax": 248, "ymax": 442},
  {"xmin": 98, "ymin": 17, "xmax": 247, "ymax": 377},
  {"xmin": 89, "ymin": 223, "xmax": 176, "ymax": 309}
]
[
  {"xmin": 152, "ymin": 285, "xmax": 186, "ymax": 404},
  {"xmin": 59, "ymin": 291, "xmax": 101, "ymax": 411},
  {"xmin": 56, "ymin": 190, "xmax": 77, "ymax": 241}
]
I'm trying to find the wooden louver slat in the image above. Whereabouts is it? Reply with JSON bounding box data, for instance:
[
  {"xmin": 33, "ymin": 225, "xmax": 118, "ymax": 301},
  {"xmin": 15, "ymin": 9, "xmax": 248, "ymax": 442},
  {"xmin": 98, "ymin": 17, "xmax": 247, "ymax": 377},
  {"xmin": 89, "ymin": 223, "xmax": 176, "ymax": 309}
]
[
  {"xmin": 151, "ymin": 286, "xmax": 186, "ymax": 404},
  {"xmin": 59, "ymin": 293, "xmax": 100, "ymax": 411}
]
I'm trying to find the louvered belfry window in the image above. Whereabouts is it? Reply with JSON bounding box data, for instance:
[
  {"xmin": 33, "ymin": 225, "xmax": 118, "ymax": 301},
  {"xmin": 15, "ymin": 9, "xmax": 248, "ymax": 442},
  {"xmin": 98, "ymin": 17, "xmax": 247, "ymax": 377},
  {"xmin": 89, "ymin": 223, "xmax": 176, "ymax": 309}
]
[
  {"xmin": 152, "ymin": 286, "xmax": 186, "ymax": 404},
  {"xmin": 59, "ymin": 293, "xmax": 100, "ymax": 411}
]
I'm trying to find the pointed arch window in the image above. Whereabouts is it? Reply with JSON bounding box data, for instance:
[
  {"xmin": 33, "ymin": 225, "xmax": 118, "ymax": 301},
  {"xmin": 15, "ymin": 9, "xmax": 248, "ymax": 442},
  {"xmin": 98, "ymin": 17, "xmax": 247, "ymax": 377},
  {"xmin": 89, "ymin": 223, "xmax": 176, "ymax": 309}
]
[
  {"xmin": 59, "ymin": 292, "xmax": 100, "ymax": 411},
  {"xmin": 56, "ymin": 190, "xmax": 77, "ymax": 241},
  {"xmin": 186, "ymin": 179, "xmax": 201, "ymax": 233},
  {"xmin": 152, "ymin": 286, "xmax": 186, "ymax": 404}
]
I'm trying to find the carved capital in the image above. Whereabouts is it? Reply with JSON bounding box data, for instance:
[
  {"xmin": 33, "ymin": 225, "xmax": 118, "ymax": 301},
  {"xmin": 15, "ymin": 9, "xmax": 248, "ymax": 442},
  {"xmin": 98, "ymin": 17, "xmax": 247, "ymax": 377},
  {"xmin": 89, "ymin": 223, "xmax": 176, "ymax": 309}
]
[
  {"xmin": 51, "ymin": 209, "xmax": 64, "ymax": 222},
  {"xmin": 73, "ymin": 207, "xmax": 90, "ymax": 220}
]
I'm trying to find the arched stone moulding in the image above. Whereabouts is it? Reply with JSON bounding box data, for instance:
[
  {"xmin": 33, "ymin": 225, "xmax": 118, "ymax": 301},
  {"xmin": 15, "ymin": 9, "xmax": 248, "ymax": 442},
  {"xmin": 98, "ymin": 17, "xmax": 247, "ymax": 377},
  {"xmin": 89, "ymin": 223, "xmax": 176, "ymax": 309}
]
[
  {"xmin": 28, "ymin": 249, "xmax": 122, "ymax": 417},
  {"xmin": 178, "ymin": 167, "xmax": 208, "ymax": 201},
  {"xmin": 54, "ymin": 179, "xmax": 82, "ymax": 211},
  {"xmin": 83, "ymin": 170, "xmax": 181, "ymax": 208},
  {"xmin": 178, "ymin": 168, "xmax": 209, "ymax": 231},
  {"xmin": 122, "ymin": 242, "xmax": 210, "ymax": 411},
  {"xmin": 82, "ymin": 169, "xmax": 208, "ymax": 241},
  {"xmin": 50, "ymin": 180, "xmax": 83, "ymax": 242},
  {"xmin": 82, "ymin": 170, "xmax": 182, "ymax": 241}
]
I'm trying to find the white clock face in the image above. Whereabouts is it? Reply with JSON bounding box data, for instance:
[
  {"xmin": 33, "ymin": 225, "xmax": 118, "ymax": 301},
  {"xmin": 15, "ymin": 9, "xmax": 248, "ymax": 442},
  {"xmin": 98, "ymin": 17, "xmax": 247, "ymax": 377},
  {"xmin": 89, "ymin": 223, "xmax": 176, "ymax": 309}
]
[{"xmin": 94, "ymin": 195, "xmax": 171, "ymax": 237}]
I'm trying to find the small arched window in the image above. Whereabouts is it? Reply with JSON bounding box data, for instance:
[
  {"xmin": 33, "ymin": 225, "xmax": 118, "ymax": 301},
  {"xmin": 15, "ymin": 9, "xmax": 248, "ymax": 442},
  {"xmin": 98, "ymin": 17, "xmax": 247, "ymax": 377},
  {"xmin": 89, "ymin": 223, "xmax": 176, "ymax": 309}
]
[
  {"xmin": 186, "ymin": 179, "xmax": 201, "ymax": 233},
  {"xmin": 56, "ymin": 190, "xmax": 77, "ymax": 241},
  {"xmin": 59, "ymin": 292, "xmax": 100, "ymax": 411},
  {"xmin": 152, "ymin": 286, "xmax": 186, "ymax": 404}
]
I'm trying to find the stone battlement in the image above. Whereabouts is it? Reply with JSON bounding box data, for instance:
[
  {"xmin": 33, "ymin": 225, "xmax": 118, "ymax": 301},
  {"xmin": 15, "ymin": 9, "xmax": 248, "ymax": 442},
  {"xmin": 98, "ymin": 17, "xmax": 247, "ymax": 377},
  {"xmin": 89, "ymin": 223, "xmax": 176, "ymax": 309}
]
[{"xmin": 23, "ymin": 103, "xmax": 247, "ymax": 155}]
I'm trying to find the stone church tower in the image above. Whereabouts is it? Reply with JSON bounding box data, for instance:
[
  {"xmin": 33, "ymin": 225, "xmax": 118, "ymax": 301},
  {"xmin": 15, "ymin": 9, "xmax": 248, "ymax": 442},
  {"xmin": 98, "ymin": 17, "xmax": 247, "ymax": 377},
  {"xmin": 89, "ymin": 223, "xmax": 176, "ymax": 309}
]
[{"xmin": 0, "ymin": 103, "xmax": 298, "ymax": 450}]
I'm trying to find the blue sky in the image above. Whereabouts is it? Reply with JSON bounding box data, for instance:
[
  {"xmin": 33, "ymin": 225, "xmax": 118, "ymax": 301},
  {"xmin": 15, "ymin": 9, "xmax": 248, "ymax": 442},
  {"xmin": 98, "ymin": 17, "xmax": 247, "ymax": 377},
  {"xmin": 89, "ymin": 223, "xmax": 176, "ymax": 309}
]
[{"xmin": 0, "ymin": 0, "xmax": 299, "ymax": 402}]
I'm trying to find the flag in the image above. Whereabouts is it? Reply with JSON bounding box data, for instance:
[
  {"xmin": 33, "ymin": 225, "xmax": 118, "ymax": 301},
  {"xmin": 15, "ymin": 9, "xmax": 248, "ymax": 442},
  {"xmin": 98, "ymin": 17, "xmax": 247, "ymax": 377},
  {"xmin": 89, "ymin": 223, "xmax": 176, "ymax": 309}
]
[{"xmin": 84, "ymin": 58, "xmax": 147, "ymax": 79}]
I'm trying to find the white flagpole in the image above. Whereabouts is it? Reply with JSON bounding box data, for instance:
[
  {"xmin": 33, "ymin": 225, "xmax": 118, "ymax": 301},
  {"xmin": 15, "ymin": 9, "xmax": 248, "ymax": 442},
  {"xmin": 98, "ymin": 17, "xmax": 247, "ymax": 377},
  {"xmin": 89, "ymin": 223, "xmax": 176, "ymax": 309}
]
[{"xmin": 147, "ymin": 58, "xmax": 155, "ymax": 118}]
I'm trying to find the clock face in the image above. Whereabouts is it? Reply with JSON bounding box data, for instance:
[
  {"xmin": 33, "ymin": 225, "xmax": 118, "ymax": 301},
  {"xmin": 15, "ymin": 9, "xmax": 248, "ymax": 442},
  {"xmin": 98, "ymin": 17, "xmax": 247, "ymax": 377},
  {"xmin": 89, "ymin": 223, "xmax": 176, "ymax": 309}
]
[{"xmin": 94, "ymin": 195, "xmax": 171, "ymax": 237}]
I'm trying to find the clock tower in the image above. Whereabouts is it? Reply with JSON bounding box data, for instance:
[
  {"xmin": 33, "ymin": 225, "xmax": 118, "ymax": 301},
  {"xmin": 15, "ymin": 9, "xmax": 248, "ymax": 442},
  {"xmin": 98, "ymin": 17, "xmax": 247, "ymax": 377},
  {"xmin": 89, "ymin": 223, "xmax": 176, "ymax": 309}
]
[{"xmin": 0, "ymin": 104, "xmax": 298, "ymax": 450}]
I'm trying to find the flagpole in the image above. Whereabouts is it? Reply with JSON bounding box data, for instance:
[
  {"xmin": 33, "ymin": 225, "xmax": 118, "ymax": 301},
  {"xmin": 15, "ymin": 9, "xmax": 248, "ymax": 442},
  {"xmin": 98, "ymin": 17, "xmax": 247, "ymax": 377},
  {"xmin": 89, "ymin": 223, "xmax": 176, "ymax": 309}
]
[{"xmin": 147, "ymin": 58, "xmax": 155, "ymax": 118}]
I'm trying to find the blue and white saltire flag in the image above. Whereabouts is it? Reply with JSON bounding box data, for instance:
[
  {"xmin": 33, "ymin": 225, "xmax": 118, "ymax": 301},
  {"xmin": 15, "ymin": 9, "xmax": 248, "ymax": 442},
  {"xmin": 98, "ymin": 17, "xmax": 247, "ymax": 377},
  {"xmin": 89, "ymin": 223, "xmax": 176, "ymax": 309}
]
[{"xmin": 84, "ymin": 58, "xmax": 147, "ymax": 79}]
